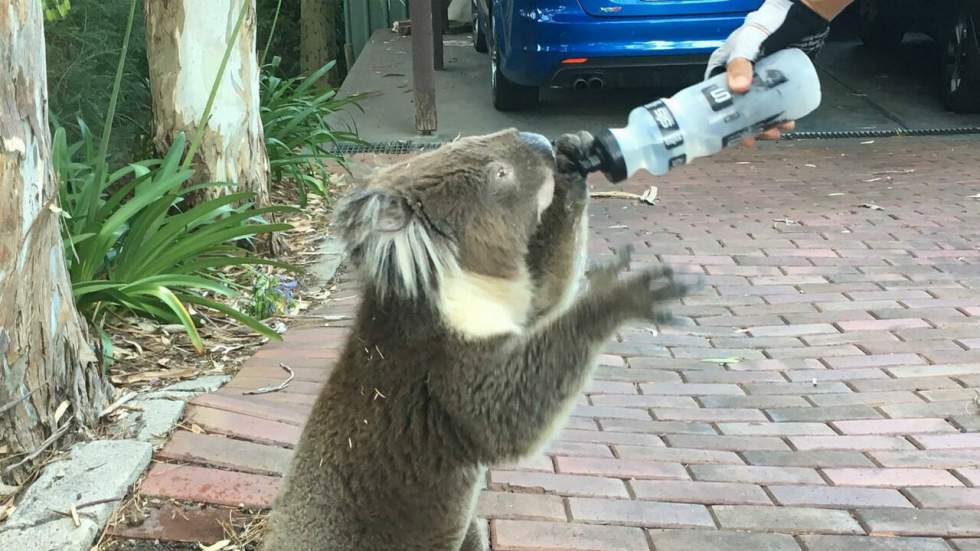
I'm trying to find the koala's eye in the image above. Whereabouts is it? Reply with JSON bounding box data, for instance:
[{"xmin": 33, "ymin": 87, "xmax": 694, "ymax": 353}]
[{"xmin": 486, "ymin": 161, "xmax": 515, "ymax": 187}]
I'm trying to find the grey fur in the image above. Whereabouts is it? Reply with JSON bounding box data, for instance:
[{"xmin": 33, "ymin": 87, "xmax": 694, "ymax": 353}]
[{"xmin": 261, "ymin": 130, "xmax": 691, "ymax": 551}]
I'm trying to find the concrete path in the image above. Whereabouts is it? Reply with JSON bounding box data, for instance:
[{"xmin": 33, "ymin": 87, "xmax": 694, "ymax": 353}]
[{"xmin": 122, "ymin": 135, "xmax": 980, "ymax": 550}]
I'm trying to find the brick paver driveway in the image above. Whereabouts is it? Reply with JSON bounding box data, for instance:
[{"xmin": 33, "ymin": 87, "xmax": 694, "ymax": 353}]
[{"xmin": 136, "ymin": 136, "xmax": 980, "ymax": 550}]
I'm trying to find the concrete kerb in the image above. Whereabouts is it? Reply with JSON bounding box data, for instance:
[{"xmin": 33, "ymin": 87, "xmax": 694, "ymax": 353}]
[{"xmin": 0, "ymin": 440, "xmax": 152, "ymax": 550}]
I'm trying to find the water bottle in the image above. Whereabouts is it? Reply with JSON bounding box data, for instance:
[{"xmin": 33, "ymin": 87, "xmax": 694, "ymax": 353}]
[{"xmin": 580, "ymin": 48, "xmax": 822, "ymax": 183}]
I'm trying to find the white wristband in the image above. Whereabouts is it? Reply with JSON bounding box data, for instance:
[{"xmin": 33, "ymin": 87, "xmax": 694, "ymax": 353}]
[{"xmin": 705, "ymin": 0, "xmax": 795, "ymax": 79}]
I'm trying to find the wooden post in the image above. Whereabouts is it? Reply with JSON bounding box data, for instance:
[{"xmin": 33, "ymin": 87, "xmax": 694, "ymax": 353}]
[
  {"xmin": 410, "ymin": 0, "xmax": 438, "ymax": 134},
  {"xmin": 432, "ymin": 0, "xmax": 445, "ymax": 70}
]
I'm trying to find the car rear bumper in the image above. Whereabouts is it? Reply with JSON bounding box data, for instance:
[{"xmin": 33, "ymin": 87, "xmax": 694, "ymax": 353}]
[
  {"xmin": 497, "ymin": 11, "xmax": 749, "ymax": 87},
  {"xmin": 549, "ymin": 54, "xmax": 710, "ymax": 88}
]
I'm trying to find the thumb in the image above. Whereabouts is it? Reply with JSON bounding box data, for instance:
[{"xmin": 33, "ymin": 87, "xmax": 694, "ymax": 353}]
[{"xmin": 727, "ymin": 57, "xmax": 754, "ymax": 93}]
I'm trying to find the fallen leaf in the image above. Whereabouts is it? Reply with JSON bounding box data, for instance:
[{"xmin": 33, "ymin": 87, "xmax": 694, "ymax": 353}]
[
  {"xmin": 702, "ymin": 357, "xmax": 743, "ymax": 365},
  {"xmin": 200, "ymin": 540, "xmax": 231, "ymax": 551},
  {"xmin": 874, "ymin": 169, "xmax": 914, "ymax": 175},
  {"xmin": 860, "ymin": 203, "xmax": 885, "ymax": 211},
  {"xmin": 190, "ymin": 423, "xmax": 205, "ymax": 434},
  {"xmin": 53, "ymin": 400, "xmax": 70, "ymax": 425},
  {"xmin": 640, "ymin": 186, "xmax": 659, "ymax": 205},
  {"xmin": 110, "ymin": 367, "xmax": 197, "ymax": 385}
]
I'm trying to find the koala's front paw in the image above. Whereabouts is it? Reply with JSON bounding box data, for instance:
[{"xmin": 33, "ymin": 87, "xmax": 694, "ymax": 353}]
[
  {"xmin": 587, "ymin": 245, "xmax": 633, "ymax": 288},
  {"xmin": 624, "ymin": 265, "xmax": 696, "ymax": 324},
  {"xmin": 555, "ymin": 131, "xmax": 595, "ymax": 204},
  {"xmin": 554, "ymin": 131, "xmax": 596, "ymax": 186}
]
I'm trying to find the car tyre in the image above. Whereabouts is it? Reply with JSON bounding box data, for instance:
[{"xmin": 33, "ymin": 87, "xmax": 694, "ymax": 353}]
[
  {"xmin": 941, "ymin": 7, "xmax": 980, "ymax": 113},
  {"xmin": 472, "ymin": 0, "xmax": 488, "ymax": 53},
  {"xmin": 858, "ymin": 0, "xmax": 909, "ymax": 50},
  {"xmin": 491, "ymin": 44, "xmax": 539, "ymax": 111}
]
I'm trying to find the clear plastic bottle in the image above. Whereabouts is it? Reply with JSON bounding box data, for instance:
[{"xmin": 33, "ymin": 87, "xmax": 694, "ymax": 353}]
[{"xmin": 582, "ymin": 48, "xmax": 822, "ymax": 182}]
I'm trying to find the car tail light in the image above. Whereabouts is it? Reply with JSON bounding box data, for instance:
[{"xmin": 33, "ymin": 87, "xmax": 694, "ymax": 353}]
[{"xmin": 562, "ymin": 57, "xmax": 589, "ymax": 64}]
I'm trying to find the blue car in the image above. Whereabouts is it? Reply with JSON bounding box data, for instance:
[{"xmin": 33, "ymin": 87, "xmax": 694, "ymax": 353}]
[{"xmin": 472, "ymin": 0, "xmax": 763, "ymax": 110}]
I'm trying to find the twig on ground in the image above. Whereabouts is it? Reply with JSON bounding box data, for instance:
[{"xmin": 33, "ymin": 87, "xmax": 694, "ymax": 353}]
[
  {"xmin": 590, "ymin": 191, "xmax": 642, "ymax": 200},
  {"xmin": 242, "ymin": 363, "xmax": 294, "ymax": 395},
  {"xmin": 98, "ymin": 392, "xmax": 137, "ymax": 418},
  {"xmin": 51, "ymin": 497, "xmax": 123, "ymax": 522},
  {"xmin": 2, "ymin": 422, "xmax": 71, "ymax": 474}
]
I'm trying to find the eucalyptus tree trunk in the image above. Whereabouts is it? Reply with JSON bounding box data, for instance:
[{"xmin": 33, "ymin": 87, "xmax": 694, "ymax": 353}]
[
  {"xmin": 300, "ymin": 0, "xmax": 340, "ymax": 87},
  {"xmin": 0, "ymin": 0, "xmax": 112, "ymax": 482},
  {"xmin": 144, "ymin": 0, "xmax": 270, "ymax": 205}
]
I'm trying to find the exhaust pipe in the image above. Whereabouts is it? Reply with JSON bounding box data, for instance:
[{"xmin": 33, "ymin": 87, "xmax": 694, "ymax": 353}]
[
  {"xmin": 573, "ymin": 78, "xmax": 589, "ymax": 91},
  {"xmin": 588, "ymin": 77, "xmax": 606, "ymax": 90}
]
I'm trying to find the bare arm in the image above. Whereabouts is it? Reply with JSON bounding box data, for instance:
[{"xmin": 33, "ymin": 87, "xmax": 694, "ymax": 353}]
[
  {"xmin": 801, "ymin": 0, "xmax": 853, "ymax": 20},
  {"xmin": 706, "ymin": 0, "xmax": 849, "ymax": 144}
]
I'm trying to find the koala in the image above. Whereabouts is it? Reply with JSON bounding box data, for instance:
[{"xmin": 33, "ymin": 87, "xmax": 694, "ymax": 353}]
[{"xmin": 260, "ymin": 129, "xmax": 690, "ymax": 551}]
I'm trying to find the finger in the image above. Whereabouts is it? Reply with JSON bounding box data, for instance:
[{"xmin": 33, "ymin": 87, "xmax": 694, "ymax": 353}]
[
  {"xmin": 758, "ymin": 128, "xmax": 782, "ymax": 141},
  {"xmin": 741, "ymin": 136, "xmax": 757, "ymax": 148},
  {"xmin": 726, "ymin": 57, "xmax": 754, "ymax": 93},
  {"xmin": 780, "ymin": 120, "xmax": 796, "ymax": 131}
]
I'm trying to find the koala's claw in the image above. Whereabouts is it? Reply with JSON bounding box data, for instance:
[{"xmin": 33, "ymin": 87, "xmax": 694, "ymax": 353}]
[
  {"xmin": 628, "ymin": 264, "xmax": 692, "ymax": 323},
  {"xmin": 614, "ymin": 245, "xmax": 634, "ymax": 272},
  {"xmin": 587, "ymin": 245, "xmax": 634, "ymax": 287}
]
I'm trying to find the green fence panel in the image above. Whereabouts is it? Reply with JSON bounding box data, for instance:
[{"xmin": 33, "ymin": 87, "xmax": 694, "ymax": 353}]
[{"xmin": 344, "ymin": 0, "xmax": 409, "ymax": 61}]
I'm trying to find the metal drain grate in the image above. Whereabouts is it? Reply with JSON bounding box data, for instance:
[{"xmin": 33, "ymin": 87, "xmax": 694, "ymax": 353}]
[
  {"xmin": 333, "ymin": 141, "xmax": 449, "ymax": 155},
  {"xmin": 332, "ymin": 126, "xmax": 980, "ymax": 156}
]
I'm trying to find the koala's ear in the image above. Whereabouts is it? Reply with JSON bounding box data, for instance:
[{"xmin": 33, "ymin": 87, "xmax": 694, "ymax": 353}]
[
  {"xmin": 333, "ymin": 187, "xmax": 457, "ymax": 301},
  {"xmin": 334, "ymin": 187, "xmax": 410, "ymax": 235}
]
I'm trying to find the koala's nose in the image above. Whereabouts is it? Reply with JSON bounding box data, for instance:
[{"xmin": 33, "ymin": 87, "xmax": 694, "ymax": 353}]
[{"xmin": 519, "ymin": 132, "xmax": 555, "ymax": 159}]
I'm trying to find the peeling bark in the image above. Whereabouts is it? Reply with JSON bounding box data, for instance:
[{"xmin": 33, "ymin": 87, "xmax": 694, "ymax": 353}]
[
  {"xmin": 144, "ymin": 0, "xmax": 270, "ymax": 205},
  {"xmin": 0, "ymin": 0, "xmax": 113, "ymax": 483}
]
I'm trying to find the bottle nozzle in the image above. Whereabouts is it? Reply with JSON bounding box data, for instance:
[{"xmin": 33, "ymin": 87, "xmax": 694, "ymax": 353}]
[{"xmin": 588, "ymin": 130, "xmax": 628, "ymax": 183}]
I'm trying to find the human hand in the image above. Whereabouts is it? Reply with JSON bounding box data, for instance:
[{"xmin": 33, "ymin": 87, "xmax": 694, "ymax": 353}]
[
  {"xmin": 726, "ymin": 58, "xmax": 796, "ymax": 146},
  {"xmin": 705, "ymin": 0, "xmax": 831, "ymax": 146}
]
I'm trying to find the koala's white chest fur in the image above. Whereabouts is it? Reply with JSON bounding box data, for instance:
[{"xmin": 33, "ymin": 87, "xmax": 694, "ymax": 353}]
[{"xmin": 438, "ymin": 269, "xmax": 534, "ymax": 338}]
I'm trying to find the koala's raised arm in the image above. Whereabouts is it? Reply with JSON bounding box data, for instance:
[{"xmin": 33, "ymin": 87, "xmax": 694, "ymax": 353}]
[
  {"xmin": 430, "ymin": 263, "xmax": 689, "ymax": 464},
  {"xmin": 526, "ymin": 132, "xmax": 595, "ymax": 325}
]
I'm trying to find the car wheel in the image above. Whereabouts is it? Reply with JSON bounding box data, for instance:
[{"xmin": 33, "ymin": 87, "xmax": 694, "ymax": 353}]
[
  {"xmin": 491, "ymin": 43, "xmax": 539, "ymax": 111},
  {"xmin": 941, "ymin": 7, "xmax": 980, "ymax": 113},
  {"xmin": 472, "ymin": 0, "xmax": 488, "ymax": 53},
  {"xmin": 858, "ymin": 0, "xmax": 909, "ymax": 50}
]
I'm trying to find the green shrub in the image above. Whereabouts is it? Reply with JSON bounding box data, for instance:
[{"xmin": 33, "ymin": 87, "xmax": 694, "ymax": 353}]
[
  {"xmin": 261, "ymin": 57, "xmax": 365, "ymax": 205},
  {"xmin": 54, "ymin": 126, "xmax": 296, "ymax": 353},
  {"xmin": 51, "ymin": 0, "xmax": 296, "ymax": 355}
]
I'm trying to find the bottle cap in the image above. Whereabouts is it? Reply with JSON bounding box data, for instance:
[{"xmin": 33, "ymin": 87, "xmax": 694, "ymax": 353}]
[{"xmin": 592, "ymin": 130, "xmax": 627, "ymax": 183}]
